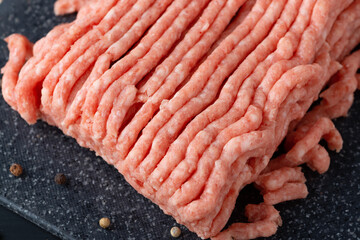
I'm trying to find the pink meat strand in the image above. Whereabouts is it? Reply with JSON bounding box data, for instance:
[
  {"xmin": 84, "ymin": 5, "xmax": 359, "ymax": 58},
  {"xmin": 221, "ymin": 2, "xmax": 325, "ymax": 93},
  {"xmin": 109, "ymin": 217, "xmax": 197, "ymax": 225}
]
[
  {"xmin": 79, "ymin": 0, "xmax": 196, "ymax": 134},
  {"xmin": 117, "ymin": 0, "xmax": 276, "ymax": 181},
  {"xmin": 1, "ymin": 34, "xmax": 33, "ymax": 110},
  {"xmin": 54, "ymin": 0, "xmax": 92, "ymax": 15},
  {"xmin": 212, "ymin": 204, "xmax": 282, "ymax": 240},
  {"xmin": 103, "ymin": 0, "xmax": 245, "ymax": 149},
  {"xmin": 62, "ymin": 0, "xmax": 175, "ymax": 128},
  {"xmin": 158, "ymin": 0, "xmax": 299, "ymax": 216},
  {"xmin": 148, "ymin": 0, "xmax": 315, "ymax": 205},
  {"xmin": 15, "ymin": 0, "xmax": 117, "ymax": 123},
  {"xmin": 42, "ymin": 0, "xmax": 138, "ymax": 120},
  {"xmin": 89, "ymin": 0, "xmax": 211, "ymax": 141},
  {"xmin": 116, "ymin": 0, "xmax": 262, "ymax": 165},
  {"xmin": 50, "ymin": 0, "xmax": 158, "ymax": 119}
]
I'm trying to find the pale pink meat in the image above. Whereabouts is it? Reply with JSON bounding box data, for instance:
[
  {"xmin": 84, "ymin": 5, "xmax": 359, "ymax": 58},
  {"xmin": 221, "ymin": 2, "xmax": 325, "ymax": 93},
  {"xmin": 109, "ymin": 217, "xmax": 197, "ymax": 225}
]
[
  {"xmin": 339, "ymin": 27, "xmax": 360, "ymax": 60},
  {"xmin": 320, "ymin": 50, "xmax": 360, "ymax": 107},
  {"xmin": 2, "ymin": 0, "xmax": 360, "ymax": 239},
  {"xmin": 80, "ymin": 0, "xmax": 196, "ymax": 133},
  {"xmin": 15, "ymin": 0, "xmax": 117, "ymax": 123},
  {"xmin": 138, "ymin": 0, "xmax": 229, "ymax": 98},
  {"xmin": 273, "ymin": 54, "xmax": 332, "ymax": 145},
  {"xmin": 93, "ymin": 0, "xmax": 233, "ymax": 143},
  {"xmin": 119, "ymin": 0, "xmax": 249, "ymax": 162},
  {"xmin": 66, "ymin": 66, "xmax": 93, "ymax": 109},
  {"xmin": 212, "ymin": 204, "xmax": 282, "ymax": 240},
  {"xmin": 263, "ymin": 182, "xmax": 308, "ymax": 205},
  {"xmin": 42, "ymin": 0, "xmax": 138, "ymax": 119},
  {"xmin": 326, "ymin": 0, "xmax": 359, "ymax": 48},
  {"xmin": 283, "ymin": 50, "xmax": 360, "ymax": 154},
  {"xmin": 102, "ymin": 85, "xmax": 138, "ymax": 147},
  {"xmin": 330, "ymin": 19, "xmax": 360, "ymax": 61},
  {"xmin": 256, "ymin": 167, "xmax": 305, "ymax": 191},
  {"xmin": 1, "ymin": 34, "xmax": 33, "ymax": 110},
  {"xmin": 89, "ymin": 0, "xmax": 211, "ymax": 141},
  {"xmin": 33, "ymin": 23, "xmax": 71, "ymax": 58},
  {"xmin": 118, "ymin": 0, "xmax": 280, "ymax": 182},
  {"xmin": 206, "ymin": 0, "xmax": 256, "ymax": 55},
  {"xmin": 62, "ymin": 0, "xmax": 174, "ymax": 128},
  {"xmin": 266, "ymin": 117, "xmax": 343, "ymax": 172},
  {"xmin": 132, "ymin": 0, "xmax": 260, "ymax": 185},
  {"xmin": 116, "ymin": 0, "xmax": 272, "ymax": 166},
  {"xmin": 305, "ymin": 144, "xmax": 331, "ymax": 174},
  {"xmin": 145, "ymin": 2, "xmax": 262, "ymax": 193},
  {"xmin": 208, "ymin": 2, "xmax": 348, "ymax": 236},
  {"xmin": 49, "ymin": 0, "xmax": 142, "ymax": 112},
  {"xmin": 319, "ymin": 0, "xmax": 354, "ymax": 50},
  {"xmin": 256, "ymin": 166, "xmax": 308, "ymax": 205},
  {"xmin": 54, "ymin": 0, "xmax": 92, "ymax": 15},
  {"xmin": 265, "ymin": 64, "xmax": 323, "ymax": 121},
  {"xmin": 154, "ymin": 0, "xmax": 301, "ymax": 217}
]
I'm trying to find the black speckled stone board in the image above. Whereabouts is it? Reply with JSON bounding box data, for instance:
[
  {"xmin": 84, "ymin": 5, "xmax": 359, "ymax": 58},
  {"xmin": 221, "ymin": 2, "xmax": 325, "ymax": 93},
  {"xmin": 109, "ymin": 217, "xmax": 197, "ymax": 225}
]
[{"xmin": 0, "ymin": 0, "xmax": 359, "ymax": 239}]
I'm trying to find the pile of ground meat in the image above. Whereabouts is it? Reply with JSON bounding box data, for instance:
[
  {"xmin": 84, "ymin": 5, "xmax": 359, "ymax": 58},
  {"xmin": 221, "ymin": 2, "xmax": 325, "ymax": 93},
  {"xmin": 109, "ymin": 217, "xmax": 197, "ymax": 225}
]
[{"xmin": 1, "ymin": 0, "xmax": 359, "ymax": 239}]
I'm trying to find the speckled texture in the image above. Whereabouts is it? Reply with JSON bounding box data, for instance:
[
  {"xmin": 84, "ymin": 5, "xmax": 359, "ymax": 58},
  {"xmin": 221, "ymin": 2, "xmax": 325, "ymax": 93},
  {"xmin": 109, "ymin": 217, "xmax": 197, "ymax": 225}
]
[{"xmin": 0, "ymin": 0, "xmax": 359, "ymax": 239}]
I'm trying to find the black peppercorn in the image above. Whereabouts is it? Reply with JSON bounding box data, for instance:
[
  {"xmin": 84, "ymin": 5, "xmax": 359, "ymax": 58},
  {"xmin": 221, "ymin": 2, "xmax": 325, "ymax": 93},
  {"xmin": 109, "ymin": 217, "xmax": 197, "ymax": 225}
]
[
  {"xmin": 10, "ymin": 163, "xmax": 23, "ymax": 177},
  {"xmin": 54, "ymin": 173, "xmax": 67, "ymax": 185}
]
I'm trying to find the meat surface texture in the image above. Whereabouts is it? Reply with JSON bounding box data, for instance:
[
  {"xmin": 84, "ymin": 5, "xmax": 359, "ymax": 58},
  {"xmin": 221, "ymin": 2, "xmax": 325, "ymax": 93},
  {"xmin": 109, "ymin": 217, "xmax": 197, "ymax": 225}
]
[{"xmin": 1, "ymin": 0, "xmax": 360, "ymax": 239}]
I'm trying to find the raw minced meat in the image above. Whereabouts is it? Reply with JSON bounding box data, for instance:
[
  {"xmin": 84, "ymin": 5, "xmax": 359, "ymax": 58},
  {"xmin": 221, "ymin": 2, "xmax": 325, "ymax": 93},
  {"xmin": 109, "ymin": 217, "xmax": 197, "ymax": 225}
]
[{"xmin": 1, "ymin": 0, "xmax": 359, "ymax": 239}]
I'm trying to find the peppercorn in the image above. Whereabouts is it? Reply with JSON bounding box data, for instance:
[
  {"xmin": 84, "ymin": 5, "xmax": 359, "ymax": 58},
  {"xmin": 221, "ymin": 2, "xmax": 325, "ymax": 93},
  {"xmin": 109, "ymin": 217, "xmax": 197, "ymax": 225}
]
[
  {"xmin": 10, "ymin": 163, "xmax": 23, "ymax": 177},
  {"xmin": 170, "ymin": 226, "xmax": 181, "ymax": 238},
  {"xmin": 54, "ymin": 173, "xmax": 67, "ymax": 185},
  {"xmin": 99, "ymin": 217, "xmax": 111, "ymax": 229}
]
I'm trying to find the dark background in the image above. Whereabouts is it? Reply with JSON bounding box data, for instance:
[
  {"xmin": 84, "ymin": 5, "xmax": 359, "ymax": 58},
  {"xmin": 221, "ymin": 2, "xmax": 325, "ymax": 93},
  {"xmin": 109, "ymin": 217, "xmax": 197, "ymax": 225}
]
[
  {"xmin": 0, "ymin": 206, "xmax": 57, "ymax": 240},
  {"xmin": 0, "ymin": 0, "xmax": 359, "ymax": 239}
]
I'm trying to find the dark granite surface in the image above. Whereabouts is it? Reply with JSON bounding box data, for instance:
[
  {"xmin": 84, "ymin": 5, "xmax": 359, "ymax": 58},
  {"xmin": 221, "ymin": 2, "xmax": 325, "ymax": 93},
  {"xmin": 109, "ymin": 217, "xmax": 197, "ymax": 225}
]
[
  {"xmin": 0, "ymin": 0, "xmax": 359, "ymax": 239},
  {"xmin": 0, "ymin": 204, "xmax": 58, "ymax": 240}
]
